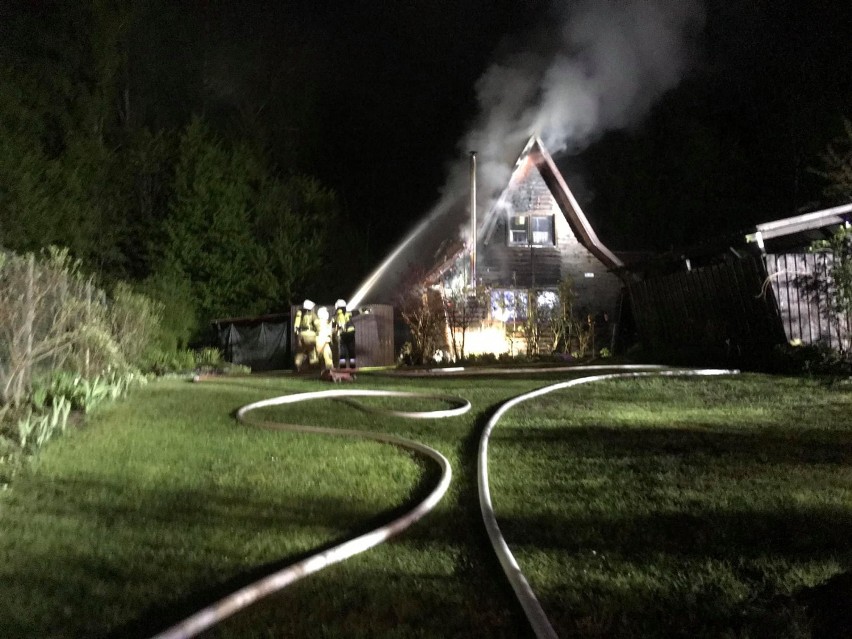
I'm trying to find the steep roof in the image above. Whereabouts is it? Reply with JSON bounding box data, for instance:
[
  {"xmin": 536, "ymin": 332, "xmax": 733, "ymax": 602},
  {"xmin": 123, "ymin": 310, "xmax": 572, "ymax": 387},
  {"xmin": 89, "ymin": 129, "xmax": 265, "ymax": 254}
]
[
  {"xmin": 483, "ymin": 135, "xmax": 623, "ymax": 270},
  {"xmin": 352, "ymin": 136, "xmax": 623, "ymax": 304}
]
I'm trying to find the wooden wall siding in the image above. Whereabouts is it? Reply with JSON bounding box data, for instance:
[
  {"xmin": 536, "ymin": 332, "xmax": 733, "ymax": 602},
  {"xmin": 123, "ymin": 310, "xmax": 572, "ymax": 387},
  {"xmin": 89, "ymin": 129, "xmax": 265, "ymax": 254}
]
[
  {"xmin": 479, "ymin": 158, "xmax": 624, "ymax": 322},
  {"xmin": 350, "ymin": 304, "xmax": 395, "ymax": 367},
  {"xmin": 508, "ymin": 162, "xmax": 554, "ymax": 212},
  {"xmin": 764, "ymin": 253, "xmax": 851, "ymax": 350},
  {"xmin": 628, "ymin": 256, "xmax": 787, "ymax": 356},
  {"xmin": 480, "ymin": 240, "xmax": 563, "ymax": 287}
]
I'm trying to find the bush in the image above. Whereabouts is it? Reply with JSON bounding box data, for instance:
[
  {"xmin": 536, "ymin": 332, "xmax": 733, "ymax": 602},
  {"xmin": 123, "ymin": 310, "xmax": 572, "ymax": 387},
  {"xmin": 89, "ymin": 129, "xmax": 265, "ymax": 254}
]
[
  {"xmin": 140, "ymin": 266, "xmax": 198, "ymax": 352},
  {"xmin": 219, "ymin": 362, "xmax": 251, "ymax": 376},
  {"xmin": 767, "ymin": 342, "xmax": 852, "ymax": 375},
  {"xmin": 109, "ymin": 282, "xmax": 164, "ymax": 369},
  {"xmin": 194, "ymin": 347, "xmax": 223, "ymax": 371},
  {"xmin": 460, "ymin": 352, "xmax": 499, "ymax": 366},
  {"xmin": 0, "ymin": 247, "xmax": 165, "ymax": 407},
  {"xmin": 142, "ymin": 348, "xmax": 197, "ymax": 375}
]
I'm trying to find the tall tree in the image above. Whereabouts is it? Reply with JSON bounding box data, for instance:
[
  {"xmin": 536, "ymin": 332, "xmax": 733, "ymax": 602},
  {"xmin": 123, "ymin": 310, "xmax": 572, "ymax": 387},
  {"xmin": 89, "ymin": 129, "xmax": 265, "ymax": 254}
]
[
  {"xmin": 162, "ymin": 116, "xmax": 263, "ymax": 326},
  {"xmin": 811, "ymin": 118, "xmax": 852, "ymax": 204},
  {"xmin": 0, "ymin": 3, "xmax": 136, "ymax": 275},
  {"xmin": 253, "ymin": 174, "xmax": 337, "ymax": 310}
]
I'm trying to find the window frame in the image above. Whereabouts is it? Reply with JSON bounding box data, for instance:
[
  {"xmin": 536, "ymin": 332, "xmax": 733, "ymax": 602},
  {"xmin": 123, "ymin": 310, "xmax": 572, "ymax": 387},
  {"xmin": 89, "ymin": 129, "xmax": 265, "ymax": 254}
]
[{"xmin": 507, "ymin": 213, "xmax": 555, "ymax": 247}]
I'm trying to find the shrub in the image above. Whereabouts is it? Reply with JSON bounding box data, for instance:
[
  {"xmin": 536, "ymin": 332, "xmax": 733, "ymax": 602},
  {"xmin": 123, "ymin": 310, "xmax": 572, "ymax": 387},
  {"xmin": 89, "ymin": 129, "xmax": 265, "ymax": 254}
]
[
  {"xmin": 767, "ymin": 342, "xmax": 852, "ymax": 375},
  {"xmin": 109, "ymin": 282, "xmax": 164, "ymax": 369},
  {"xmin": 194, "ymin": 347, "xmax": 223, "ymax": 370},
  {"xmin": 397, "ymin": 280, "xmax": 446, "ymax": 366},
  {"xmin": 0, "ymin": 247, "xmax": 164, "ymax": 407},
  {"xmin": 141, "ymin": 348, "xmax": 197, "ymax": 375},
  {"xmin": 220, "ymin": 362, "xmax": 251, "ymax": 376},
  {"xmin": 140, "ymin": 266, "xmax": 198, "ymax": 352}
]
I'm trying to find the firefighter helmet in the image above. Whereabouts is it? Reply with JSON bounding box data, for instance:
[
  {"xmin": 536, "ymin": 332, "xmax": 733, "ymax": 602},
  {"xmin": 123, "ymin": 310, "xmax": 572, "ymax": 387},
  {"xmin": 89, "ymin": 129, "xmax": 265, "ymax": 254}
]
[
  {"xmin": 302, "ymin": 299, "xmax": 315, "ymax": 310},
  {"xmin": 335, "ymin": 299, "xmax": 347, "ymax": 310},
  {"xmin": 317, "ymin": 306, "xmax": 329, "ymax": 320}
]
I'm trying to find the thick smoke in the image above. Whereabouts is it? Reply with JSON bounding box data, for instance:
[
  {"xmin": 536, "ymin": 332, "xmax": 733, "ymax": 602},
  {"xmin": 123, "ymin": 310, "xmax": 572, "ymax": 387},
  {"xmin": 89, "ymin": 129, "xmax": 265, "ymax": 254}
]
[
  {"xmin": 351, "ymin": 0, "xmax": 704, "ymax": 304},
  {"xmin": 459, "ymin": 0, "xmax": 705, "ymax": 223}
]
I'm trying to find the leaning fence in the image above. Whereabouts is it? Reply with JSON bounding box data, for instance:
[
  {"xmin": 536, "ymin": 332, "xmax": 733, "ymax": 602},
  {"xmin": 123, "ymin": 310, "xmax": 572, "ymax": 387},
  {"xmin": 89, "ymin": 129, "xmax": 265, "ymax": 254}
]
[
  {"xmin": 763, "ymin": 252, "xmax": 851, "ymax": 351},
  {"xmin": 627, "ymin": 256, "xmax": 787, "ymax": 360}
]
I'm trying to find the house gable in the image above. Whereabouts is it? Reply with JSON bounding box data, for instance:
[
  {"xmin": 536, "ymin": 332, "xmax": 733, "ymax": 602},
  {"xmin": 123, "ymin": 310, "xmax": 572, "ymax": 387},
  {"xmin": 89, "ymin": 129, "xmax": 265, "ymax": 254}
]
[{"xmin": 476, "ymin": 137, "xmax": 624, "ymax": 320}]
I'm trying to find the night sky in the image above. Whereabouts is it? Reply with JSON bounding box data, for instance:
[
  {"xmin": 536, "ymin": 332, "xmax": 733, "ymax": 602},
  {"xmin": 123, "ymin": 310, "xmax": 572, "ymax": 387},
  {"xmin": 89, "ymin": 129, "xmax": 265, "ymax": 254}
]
[
  {"xmin": 3, "ymin": 0, "xmax": 851, "ymax": 264},
  {"xmin": 213, "ymin": 0, "xmax": 851, "ymax": 258}
]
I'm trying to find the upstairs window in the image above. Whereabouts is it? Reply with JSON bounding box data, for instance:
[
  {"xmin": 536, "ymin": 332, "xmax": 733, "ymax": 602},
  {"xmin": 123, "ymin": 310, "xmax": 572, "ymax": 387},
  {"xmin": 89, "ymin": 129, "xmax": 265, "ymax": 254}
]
[
  {"xmin": 531, "ymin": 215, "xmax": 554, "ymax": 244},
  {"xmin": 508, "ymin": 215, "xmax": 528, "ymax": 244},
  {"xmin": 508, "ymin": 214, "xmax": 554, "ymax": 246}
]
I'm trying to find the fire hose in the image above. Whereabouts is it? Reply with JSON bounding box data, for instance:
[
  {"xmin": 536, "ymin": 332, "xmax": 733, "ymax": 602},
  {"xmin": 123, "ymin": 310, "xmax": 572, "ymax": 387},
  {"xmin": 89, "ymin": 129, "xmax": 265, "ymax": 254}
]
[
  {"xmin": 149, "ymin": 367, "xmax": 738, "ymax": 639},
  {"xmin": 149, "ymin": 389, "xmax": 470, "ymax": 639},
  {"xmin": 477, "ymin": 367, "xmax": 740, "ymax": 639}
]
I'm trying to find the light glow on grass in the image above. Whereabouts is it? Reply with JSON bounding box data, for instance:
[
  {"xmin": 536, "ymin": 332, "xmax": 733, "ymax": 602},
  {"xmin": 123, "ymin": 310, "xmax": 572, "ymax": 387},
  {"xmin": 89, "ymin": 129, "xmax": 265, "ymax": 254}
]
[
  {"xmin": 0, "ymin": 371, "xmax": 850, "ymax": 638},
  {"xmin": 489, "ymin": 374, "xmax": 852, "ymax": 638}
]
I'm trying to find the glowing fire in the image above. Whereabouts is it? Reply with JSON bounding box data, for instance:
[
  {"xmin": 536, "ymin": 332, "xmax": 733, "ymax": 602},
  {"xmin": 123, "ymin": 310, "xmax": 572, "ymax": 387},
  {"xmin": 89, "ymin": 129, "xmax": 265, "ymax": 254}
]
[{"xmin": 446, "ymin": 321, "xmax": 527, "ymax": 359}]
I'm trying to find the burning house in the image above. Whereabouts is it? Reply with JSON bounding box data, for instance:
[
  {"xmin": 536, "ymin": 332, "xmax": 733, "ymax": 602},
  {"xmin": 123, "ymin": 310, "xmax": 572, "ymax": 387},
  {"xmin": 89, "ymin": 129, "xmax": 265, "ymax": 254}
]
[{"xmin": 415, "ymin": 135, "xmax": 629, "ymax": 358}]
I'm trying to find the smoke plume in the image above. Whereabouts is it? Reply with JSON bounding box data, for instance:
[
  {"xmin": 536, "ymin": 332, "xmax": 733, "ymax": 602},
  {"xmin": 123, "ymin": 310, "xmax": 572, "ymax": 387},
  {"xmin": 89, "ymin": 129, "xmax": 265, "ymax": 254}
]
[
  {"xmin": 459, "ymin": 0, "xmax": 705, "ymax": 220},
  {"xmin": 350, "ymin": 0, "xmax": 704, "ymax": 304}
]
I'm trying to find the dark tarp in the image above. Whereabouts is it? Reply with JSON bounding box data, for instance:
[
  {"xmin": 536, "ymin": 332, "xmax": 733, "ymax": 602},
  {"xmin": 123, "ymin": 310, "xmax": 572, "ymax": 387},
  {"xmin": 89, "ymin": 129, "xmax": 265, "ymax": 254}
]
[{"xmin": 216, "ymin": 317, "xmax": 291, "ymax": 371}]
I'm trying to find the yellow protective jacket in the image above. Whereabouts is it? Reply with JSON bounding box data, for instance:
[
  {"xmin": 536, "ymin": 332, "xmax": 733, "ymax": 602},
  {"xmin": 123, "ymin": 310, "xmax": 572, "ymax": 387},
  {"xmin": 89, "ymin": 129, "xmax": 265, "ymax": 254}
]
[
  {"xmin": 294, "ymin": 308, "xmax": 316, "ymax": 333},
  {"xmin": 335, "ymin": 308, "xmax": 355, "ymax": 334}
]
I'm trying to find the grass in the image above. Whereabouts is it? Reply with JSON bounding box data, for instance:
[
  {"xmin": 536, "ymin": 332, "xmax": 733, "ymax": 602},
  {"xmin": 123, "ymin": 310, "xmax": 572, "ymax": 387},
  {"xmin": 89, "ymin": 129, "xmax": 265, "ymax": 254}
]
[
  {"xmin": 0, "ymin": 370, "xmax": 849, "ymax": 638},
  {"xmin": 490, "ymin": 374, "xmax": 852, "ymax": 638}
]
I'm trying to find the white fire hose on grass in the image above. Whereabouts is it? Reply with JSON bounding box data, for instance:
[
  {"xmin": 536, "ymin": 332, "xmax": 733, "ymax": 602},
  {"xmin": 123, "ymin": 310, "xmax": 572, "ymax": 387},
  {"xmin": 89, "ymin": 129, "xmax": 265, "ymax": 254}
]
[
  {"xmin": 477, "ymin": 367, "xmax": 740, "ymax": 639},
  {"xmin": 149, "ymin": 389, "xmax": 470, "ymax": 639},
  {"xmin": 150, "ymin": 367, "xmax": 739, "ymax": 639}
]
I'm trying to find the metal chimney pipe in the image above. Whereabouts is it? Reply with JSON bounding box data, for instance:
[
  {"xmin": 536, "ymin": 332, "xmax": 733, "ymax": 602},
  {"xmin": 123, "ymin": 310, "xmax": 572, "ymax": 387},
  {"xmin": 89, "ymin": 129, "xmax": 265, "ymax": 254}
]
[{"xmin": 469, "ymin": 151, "xmax": 477, "ymax": 288}]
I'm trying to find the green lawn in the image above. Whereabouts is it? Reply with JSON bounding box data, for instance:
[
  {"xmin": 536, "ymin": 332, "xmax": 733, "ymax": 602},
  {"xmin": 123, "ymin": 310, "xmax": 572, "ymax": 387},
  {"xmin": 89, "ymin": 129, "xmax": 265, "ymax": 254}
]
[
  {"xmin": 490, "ymin": 374, "xmax": 852, "ymax": 638},
  {"xmin": 0, "ymin": 370, "xmax": 849, "ymax": 638}
]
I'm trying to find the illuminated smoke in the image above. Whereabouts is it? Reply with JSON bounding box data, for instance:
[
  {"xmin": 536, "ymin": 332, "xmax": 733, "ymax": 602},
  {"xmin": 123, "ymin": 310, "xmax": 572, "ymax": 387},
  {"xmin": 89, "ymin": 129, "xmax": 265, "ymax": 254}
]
[
  {"xmin": 350, "ymin": 0, "xmax": 704, "ymax": 305},
  {"xmin": 463, "ymin": 0, "xmax": 704, "ymax": 219}
]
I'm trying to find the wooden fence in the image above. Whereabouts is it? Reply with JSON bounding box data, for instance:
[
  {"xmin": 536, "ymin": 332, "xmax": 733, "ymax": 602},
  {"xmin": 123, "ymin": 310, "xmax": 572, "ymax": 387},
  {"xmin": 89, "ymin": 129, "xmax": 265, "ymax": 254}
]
[
  {"xmin": 763, "ymin": 253, "xmax": 851, "ymax": 351},
  {"xmin": 350, "ymin": 304, "xmax": 395, "ymax": 367},
  {"xmin": 628, "ymin": 256, "xmax": 787, "ymax": 359}
]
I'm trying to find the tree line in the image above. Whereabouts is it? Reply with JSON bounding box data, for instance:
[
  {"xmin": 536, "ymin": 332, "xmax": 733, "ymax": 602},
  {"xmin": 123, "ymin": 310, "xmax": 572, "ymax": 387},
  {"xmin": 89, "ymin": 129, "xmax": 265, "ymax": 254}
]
[{"xmin": 0, "ymin": 2, "xmax": 365, "ymax": 350}]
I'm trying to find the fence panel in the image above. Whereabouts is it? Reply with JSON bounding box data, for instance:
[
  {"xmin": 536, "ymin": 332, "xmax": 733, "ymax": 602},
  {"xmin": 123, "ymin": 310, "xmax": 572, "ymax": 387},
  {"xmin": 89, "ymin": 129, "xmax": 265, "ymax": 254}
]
[
  {"xmin": 628, "ymin": 256, "xmax": 787, "ymax": 358},
  {"xmin": 763, "ymin": 253, "xmax": 850, "ymax": 351}
]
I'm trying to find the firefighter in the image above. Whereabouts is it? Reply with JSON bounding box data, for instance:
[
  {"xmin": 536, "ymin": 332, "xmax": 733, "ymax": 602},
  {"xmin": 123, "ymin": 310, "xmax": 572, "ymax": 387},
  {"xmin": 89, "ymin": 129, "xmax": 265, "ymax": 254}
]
[
  {"xmin": 315, "ymin": 306, "xmax": 334, "ymax": 370},
  {"xmin": 293, "ymin": 299, "xmax": 317, "ymax": 371},
  {"xmin": 334, "ymin": 299, "xmax": 358, "ymax": 369}
]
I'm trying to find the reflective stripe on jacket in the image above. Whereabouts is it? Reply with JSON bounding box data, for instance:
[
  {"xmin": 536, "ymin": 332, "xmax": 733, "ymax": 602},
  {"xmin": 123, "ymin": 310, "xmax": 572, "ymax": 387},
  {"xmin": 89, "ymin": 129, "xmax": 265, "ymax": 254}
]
[{"xmin": 335, "ymin": 308, "xmax": 354, "ymax": 333}]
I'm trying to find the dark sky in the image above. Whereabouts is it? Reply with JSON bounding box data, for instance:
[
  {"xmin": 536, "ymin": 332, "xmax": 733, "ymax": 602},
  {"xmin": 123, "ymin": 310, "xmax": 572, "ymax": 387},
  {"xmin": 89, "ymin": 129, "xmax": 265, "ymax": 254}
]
[
  {"xmin": 227, "ymin": 0, "xmax": 851, "ymax": 256},
  {"xmin": 230, "ymin": 1, "xmax": 557, "ymax": 253},
  {"xmin": 4, "ymin": 0, "xmax": 851, "ymax": 259}
]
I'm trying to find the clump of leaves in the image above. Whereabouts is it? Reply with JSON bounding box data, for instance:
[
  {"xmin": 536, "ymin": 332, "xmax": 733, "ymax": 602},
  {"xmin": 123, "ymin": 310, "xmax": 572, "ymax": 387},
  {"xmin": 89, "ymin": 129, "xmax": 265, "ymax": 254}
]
[{"xmin": 810, "ymin": 225, "xmax": 852, "ymax": 320}]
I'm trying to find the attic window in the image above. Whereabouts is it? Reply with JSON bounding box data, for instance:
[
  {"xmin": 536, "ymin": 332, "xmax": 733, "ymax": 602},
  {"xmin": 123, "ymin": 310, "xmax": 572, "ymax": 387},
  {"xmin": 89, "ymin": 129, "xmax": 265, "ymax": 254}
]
[{"xmin": 508, "ymin": 214, "xmax": 554, "ymax": 246}]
